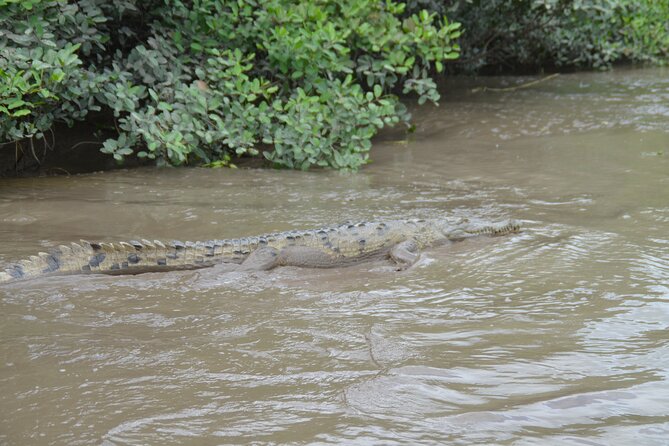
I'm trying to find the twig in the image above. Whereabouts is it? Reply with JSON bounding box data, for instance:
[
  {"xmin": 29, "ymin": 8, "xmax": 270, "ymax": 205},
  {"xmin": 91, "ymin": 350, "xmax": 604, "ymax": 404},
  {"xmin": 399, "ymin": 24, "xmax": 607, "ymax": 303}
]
[
  {"xmin": 29, "ymin": 137, "xmax": 40, "ymax": 164},
  {"xmin": 69, "ymin": 140, "xmax": 103, "ymax": 151},
  {"xmin": 41, "ymin": 133, "xmax": 52, "ymax": 152},
  {"xmin": 41, "ymin": 134, "xmax": 48, "ymax": 159},
  {"xmin": 48, "ymin": 127, "xmax": 56, "ymax": 151},
  {"xmin": 46, "ymin": 167, "xmax": 72, "ymax": 176},
  {"xmin": 364, "ymin": 331, "xmax": 383, "ymax": 370},
  {"xmin": 471, "ymin": 73, "xmax": 560, "ymax": 93},
  {"xmin": 14, "ymin": 141, "xmax": 20, "ymax": 172}
]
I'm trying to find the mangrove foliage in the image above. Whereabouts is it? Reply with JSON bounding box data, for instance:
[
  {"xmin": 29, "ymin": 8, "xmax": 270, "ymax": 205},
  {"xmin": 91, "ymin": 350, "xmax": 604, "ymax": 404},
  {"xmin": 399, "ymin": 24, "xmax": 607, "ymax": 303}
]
[{"xmin": 1, "ymin": 0, "xmax": 667, "ymax": 172}]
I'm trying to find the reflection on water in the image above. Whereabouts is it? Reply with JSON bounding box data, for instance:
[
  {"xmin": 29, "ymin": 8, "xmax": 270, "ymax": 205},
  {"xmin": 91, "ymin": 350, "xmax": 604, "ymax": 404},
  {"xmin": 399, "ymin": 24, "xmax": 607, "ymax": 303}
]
[{"xmin": 1, "ymin": 67, "xmax": 669, "ymax": 445}]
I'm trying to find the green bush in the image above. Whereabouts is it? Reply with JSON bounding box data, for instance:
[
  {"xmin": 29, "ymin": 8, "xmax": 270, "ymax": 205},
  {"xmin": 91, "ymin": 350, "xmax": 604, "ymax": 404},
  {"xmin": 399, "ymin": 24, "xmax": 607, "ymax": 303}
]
[
  {"xmin": 105, "ymin": 0, "xmax": 462, "ymax": 169},
  {"xmin": 1, "ymin": 0, "xmax": 462, "ymax": 170},
  {"xmin": 0, "ymin": 0, "xmax": 107, "ymax": 146},
  {"xmin": 545, "ymin": 0, "xmax": 669, "ymax": 68},
  {"xmin": 3, "ymin": 0, "xmax": 667, "ymax": 172},
  {"xmin": 442, "ymin": 0, "xmax": 669, "ymax": 72}
]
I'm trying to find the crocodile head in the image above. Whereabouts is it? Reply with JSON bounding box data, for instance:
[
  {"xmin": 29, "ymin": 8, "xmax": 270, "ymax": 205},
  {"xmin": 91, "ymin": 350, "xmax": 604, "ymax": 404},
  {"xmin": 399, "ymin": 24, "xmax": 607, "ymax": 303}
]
[{"xmin": 442, "ymin": 219, "xmax": 521, "ymax": 241}]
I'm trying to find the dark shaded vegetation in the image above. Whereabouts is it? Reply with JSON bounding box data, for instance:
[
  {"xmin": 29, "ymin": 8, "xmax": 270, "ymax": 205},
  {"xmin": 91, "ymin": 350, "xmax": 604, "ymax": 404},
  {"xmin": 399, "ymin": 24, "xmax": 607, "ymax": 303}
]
[
  {"xmin": 1, "ymin": 0, "xmax": 667, "ymax": 174},
  {"xmin": 440, "ymin": 0, "xmax": 669, "ymax": 72}
]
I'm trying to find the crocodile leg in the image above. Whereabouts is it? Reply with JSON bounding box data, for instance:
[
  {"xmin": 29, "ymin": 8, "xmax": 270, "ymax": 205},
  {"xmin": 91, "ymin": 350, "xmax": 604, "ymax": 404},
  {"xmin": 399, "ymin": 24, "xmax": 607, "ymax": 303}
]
[
  {"xmin": 239, "ymin": 247, "xmax": 281, "ymax": 271},
  {"xmin": 389, "ymin": 239, "xmax": 420, "ymax": 270}
]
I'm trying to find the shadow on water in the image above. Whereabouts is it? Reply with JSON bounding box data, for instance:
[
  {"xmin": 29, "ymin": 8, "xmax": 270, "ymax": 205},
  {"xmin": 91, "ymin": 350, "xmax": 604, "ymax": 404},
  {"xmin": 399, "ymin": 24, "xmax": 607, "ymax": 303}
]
[{"xmin": 1, "ymin": 67, "xmax": 669, "ymax": 445}]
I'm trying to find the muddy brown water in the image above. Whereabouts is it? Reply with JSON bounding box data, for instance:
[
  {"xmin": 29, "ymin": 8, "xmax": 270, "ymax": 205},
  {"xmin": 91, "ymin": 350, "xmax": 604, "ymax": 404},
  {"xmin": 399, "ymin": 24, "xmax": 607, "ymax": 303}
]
[{"xmin": 1, "ymin": 68, "xmax": 669, "ymax": 445}]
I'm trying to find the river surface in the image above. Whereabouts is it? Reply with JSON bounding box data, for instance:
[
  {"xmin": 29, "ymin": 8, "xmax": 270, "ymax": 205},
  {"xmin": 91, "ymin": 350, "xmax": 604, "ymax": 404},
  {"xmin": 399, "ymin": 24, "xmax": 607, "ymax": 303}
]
[{"xmin": 1, "ymin": 67, "xmax": 668, "ymax": 445}]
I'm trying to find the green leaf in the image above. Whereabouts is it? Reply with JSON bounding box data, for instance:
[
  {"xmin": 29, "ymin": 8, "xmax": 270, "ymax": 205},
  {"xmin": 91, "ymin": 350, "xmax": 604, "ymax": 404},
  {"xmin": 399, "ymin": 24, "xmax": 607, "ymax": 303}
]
[
  {"xmin": 7, "ymin": 99, "xmax": 26, "ymax": 110},
  {"xmin": 50, "ymin": 70, "xmax": 65, "ymax": 82},
  {"xmin": 11, "ymin": 109, "xmax": 31, "ymax": 117}
]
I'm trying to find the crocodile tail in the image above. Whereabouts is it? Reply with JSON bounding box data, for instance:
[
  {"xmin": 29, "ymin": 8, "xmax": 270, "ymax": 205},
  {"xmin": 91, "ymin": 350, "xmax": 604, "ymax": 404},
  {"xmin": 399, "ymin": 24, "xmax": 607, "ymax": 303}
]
[
  {"xmin": 0, "ymin": 239, "xmax": 229, "ymax": 283},
  {"xmin": 0, "ymin": 241, "xmax": 96, "ymax": 283}
]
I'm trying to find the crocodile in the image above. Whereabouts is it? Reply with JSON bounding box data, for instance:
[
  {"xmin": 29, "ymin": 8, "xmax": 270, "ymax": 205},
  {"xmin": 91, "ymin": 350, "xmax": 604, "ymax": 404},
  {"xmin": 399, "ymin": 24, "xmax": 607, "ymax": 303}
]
[{"xmin": 0, "ymin": 218, "xmax": 520, "ymax": 283}]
